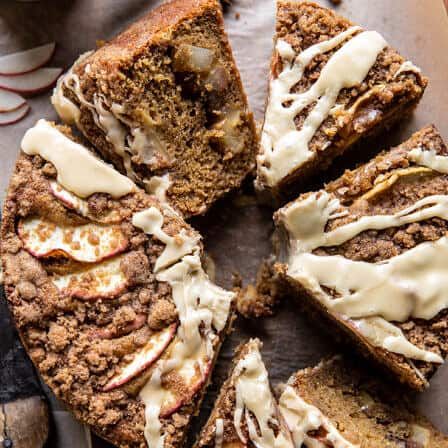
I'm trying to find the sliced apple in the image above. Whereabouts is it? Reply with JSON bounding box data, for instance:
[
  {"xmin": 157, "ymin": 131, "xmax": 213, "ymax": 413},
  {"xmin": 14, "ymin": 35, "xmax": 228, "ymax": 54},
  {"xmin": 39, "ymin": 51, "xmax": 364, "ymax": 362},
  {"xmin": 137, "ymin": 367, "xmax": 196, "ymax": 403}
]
[
  {"xmin": 104, "ymin": 323, "xmax": 178, "ymax": 391},
  {"xmin": 0, "ymin": 43, "xmax": 56, "ymax": 75},
  {"xmin": 49, "ymin": 181, "xmax": 122, "ymax": 223},
  {"xmin": 0, "ymin": 67, "xmax": 62, "ymax": 95},
  {"xmin": 49, "ymin": 181, "xmax": 90, "ymax": 216},
  {"xmin": 0, "ymin": 103, "xmax": 30, "ymax": 126},
  {"xmin": 18, "ymin": 217, "xmax": 128, "ymax": 263},
  {"xmin": 159, "ymin": 339, "xmax": 212, "ymax": 418},
  {"xmin": 52, "ymin": 256, "xmax": 128, "ymax": 300},
  {"xmin": 0, "ymin": 90, "xmax": 26, "ymax": 112}
]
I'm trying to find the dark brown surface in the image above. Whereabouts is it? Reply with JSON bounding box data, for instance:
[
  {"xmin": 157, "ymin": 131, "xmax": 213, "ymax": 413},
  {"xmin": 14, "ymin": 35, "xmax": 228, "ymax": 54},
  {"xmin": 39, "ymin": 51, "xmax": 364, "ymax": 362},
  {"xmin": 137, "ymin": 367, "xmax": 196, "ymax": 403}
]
[{"xmin": 0, "ymin": 1, "xmax": 447, "ymax": 447}]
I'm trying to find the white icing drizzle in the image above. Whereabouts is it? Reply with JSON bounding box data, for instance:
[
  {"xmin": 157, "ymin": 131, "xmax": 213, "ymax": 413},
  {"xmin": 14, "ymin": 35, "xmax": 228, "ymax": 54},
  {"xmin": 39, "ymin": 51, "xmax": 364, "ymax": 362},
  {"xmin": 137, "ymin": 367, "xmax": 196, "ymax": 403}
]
[
  {"xmin": 233, "ymin": 346, "xmax": 293, "ymax": 448},
  {"xmin": 279, "ymin": 385, "xmax": 358, "ymax": 448},
  {"xmin": 51, "ymin": 51, "xmax": 94, "ymax": 126},
  {"xmin": 132, "ymin": 206, "xmax": 234, "ymax": 448},
  {"xmin": 281, "ymin": 165, "xmax": 448, "ymax": 362},
  {"xmin": 92, "ymin": 95, "xmax": 135, "ymax": 179},
  {"xmin": 259, "ymin": 28, "xmax": 387, "ymax": 186},
  {"xmin": 394, "ymin": 60, "xmax": 422, "ymax": 78},
  {"xmin": 53, "ymin": 55, "xmax": 170, "ymax": 184},
  {"xmin": 214, "ymin": 418, "xmax": 224, "ymax": 448},
  {"xmin": 144, "ymin": 174, "xmax": 171, "ymax": 203},
  {"xmin": 132, "ymin": 207, "xmax": 199, "ymax": 272},
  {"xmin": 408, "ymin": 147, "xmax": 448, "ymax": 173},
  {"xmin": 21, "ymin": 119, "xmax": 135, "ymax": 199}
]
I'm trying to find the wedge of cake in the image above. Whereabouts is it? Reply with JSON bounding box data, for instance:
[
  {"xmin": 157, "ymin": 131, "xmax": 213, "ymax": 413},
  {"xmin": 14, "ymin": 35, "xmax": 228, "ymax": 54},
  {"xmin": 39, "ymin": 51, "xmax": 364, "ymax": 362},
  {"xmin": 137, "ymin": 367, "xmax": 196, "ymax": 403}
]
[
  {"xmin": 274, "ymin": 125, "xmax": 448, "ymax": 390},
  {"xmin": 256, "ymin": 1, "xmax": 428, "ymax": 201},
  {"xmin": 195, "ymin": 339, "xmax": 293, "ymax": 448},
  {"xmin": 279, "ymin": 356, "xmax": 448, "ymax": 447},
  {"xmin": 51, "ymin": 0, "xmax": 257, "ymax": 218},
  {"xmin": 1, "ymin": 119, "xmax": 235, "ymax": 447}
]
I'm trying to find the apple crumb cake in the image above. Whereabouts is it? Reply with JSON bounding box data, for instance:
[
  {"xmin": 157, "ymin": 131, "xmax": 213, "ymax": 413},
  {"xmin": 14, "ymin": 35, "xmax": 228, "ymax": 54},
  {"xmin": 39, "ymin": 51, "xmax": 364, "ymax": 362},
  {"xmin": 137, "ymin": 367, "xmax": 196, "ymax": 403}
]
[
  {"xmin": 279, "ymin": 356, "xmax": 448, "ymax": 447},
  {"xmin": 256, "ymin": 1, "xmax": 428, "ymax": 202},
  {"xmin": 275, "ymin": 125, "xmax": 448, "ymax": 390},
  {"xmin": 51, "ymin": 0, "xmax": 257, "ymax": 218},
  {"xmin": 195, "ymin": 338, "xmax": 293, "ymax": 448},
  {"xmin": 1, "ymin": 119, "xmax": 235, "ymax": 447}
]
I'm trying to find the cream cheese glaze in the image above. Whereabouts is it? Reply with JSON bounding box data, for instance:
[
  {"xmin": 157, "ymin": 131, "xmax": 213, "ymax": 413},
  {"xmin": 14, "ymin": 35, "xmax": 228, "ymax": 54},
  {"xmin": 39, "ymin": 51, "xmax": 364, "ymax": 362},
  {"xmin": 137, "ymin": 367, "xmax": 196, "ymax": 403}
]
[
  {"xmin": 132, "ymin": 206, "xmax": 234, "ymax": 448},
  {"xmin": 21, "ymin": 119, "xmax": 135, "ymax": 199},
  {"xmin": 52, "ymin": 54, "xmax": 170, "ymax": 186},
  {"xmin": 214, "ymin": 418, "xmax": 224, "ymax": 448},
  {"xmin": 279, "ymin": 151, "xmax": 448, "ymax": 363},
  {"xmin": 258, "ymin": 27, "xmax": 388, "ymax": 187},
  {"xmin": 51, "ymin": 51, "xmax": 94, "ymax": 125},
  {"xmin": 279, "ymin": 385, "xmax": 358, "ymax": 448},
  {"xmin": 233, "ymin": 346, "xmax": 293, "ymax": 448},
  {"xmin": 132, "ymin": 207, "xmax": 199, "ymax": 272}
]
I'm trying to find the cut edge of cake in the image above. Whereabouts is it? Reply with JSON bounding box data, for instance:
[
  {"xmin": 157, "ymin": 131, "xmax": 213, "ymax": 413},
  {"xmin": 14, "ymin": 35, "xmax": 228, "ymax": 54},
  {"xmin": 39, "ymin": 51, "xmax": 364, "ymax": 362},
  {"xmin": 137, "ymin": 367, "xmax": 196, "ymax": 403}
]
[
  {"xmin": 274, "ymin": 125, "xmax": 448, "ymax": 390},
  {"xmin": 195, "ymin": 338, "xmax": 293, "ymax": 448},
  {"xmin": 279, "ymin": 355, "xmax": 448, "ymax": 447},
  {"xmin": 256, "ymin": 0, "xmax": 428, "ymax": 203},
  {"xmin": 51, "ymin": 0, "xmax": 258, "ymax": 218}
]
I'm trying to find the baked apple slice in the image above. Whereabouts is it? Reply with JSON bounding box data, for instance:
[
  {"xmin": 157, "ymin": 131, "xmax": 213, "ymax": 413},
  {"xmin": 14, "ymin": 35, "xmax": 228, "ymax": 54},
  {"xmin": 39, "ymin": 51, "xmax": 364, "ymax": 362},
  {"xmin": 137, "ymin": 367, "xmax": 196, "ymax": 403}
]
[
  {"xmin": 52, "ymin": 256, "xmax": 127, "ymax": 300},
  {"xmin": 159, "ymin": 338, "xmax": 212, "ymax": 418},
  {"xmin": 103, "ymin": 323, "xmax": 178, "ymax": 391},
  {"xmin": 18, "ymin": 217, "xmax": 128, "ymax": 262},
  {"xmin": 49, "ymin": 181, "xmax": 121, "ymax": 223},
  {"xmin": 49, "ymin": 181, "xmax": 89, "ymax": 216}
]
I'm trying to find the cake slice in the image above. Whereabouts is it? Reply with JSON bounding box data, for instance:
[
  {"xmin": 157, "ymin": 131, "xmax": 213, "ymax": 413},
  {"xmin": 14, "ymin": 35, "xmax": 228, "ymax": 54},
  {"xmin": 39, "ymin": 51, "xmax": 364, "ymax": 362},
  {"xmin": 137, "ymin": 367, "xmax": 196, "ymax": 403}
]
[
  {"xmin": 1, "ymin": 119, "xmax": 235, "ymax": 447},
  {"xmin": 274, "ymin": 125, "xmax": 448, "ymax": 390},
  {"xmin": 195, "ymin": 339, "xmax": 294, "ymax": 448},
  {"xmin": 256, "ymin": 1, "xmax": 428, "ymax": 201},
  {"xmin": 279, "ymin": 356, "xmax": 448, "ymax": 447},
  {"xmin": 51, "ymin": 0, "xmax": 257, "ymax": 218}
]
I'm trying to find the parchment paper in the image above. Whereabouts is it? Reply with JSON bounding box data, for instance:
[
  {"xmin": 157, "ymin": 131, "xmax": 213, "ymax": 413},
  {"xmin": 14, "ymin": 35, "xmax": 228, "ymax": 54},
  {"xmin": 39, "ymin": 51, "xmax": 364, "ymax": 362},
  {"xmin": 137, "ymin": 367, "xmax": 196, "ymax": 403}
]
[{"xmin": 0, "ymin": 1, "xmax": 447, "ymax": 447}]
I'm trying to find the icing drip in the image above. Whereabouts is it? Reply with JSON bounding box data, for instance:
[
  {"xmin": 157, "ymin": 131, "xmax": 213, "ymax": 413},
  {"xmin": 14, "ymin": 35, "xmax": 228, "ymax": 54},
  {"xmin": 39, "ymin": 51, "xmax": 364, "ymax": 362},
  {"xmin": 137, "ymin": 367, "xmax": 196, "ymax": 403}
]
[
  {"xmin": 21, "ymin": 119, "xmax": 135, "ymax": 199},
  {"xmin": 408, "ymin": 147, "xmax": 448, "ymax": 173},
  {"xmin": 144, "ymin": 174, "xmax": 171, "ymax": 203},
  {"xmin": 233, "ymin": 347, "xmax": 293, "ymax": 448},
  {"xmin": 259, "ymin": 28, "xmax": 387, "ymax": 186},
  {"xmin": 132, "ymin": 207, "xmax": 199, "ymax": 272},
  {"xmin": 394, "ymin": 60, "xmax": 422, "ymax": 78},
  {"xmin": 279, "ymin": 385, "xmax": 358, "ymax": 448},
  {"xmin": 53, "ymin": 56, "xmax": 170, "ymax": 184},
  {"xmin": 140, "ymin": 367, "xmax": 166, "ymax": 448},
  {"xmin": 51, "ymin": 51, "xmax": 93, "ymax": 125},
  {"xmin": 132, "ymin": 207, "xmax": 234, "ymax": 447},
  {"xmin": 92, "ymin": 95, "xmax": 135, "ymax": 179},
  {"xmin": 282, "ymin": 179, "xmax": 448, "ymax": 362},
  {"xmin": 214, "ymin": 418, "xmax": 224, "ymax": 448}
]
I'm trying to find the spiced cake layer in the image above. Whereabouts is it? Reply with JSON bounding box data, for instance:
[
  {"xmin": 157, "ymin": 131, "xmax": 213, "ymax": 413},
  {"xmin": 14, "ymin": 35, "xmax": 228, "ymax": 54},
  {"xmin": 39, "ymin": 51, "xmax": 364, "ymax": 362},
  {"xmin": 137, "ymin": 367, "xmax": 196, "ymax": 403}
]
[
  {"xmin": 275, "ymin": 125, "xmax": 448, "ymax": 390},
  {"xmin": 256, "ymin": 1, "xmax": 428, "ymax": 201},
  {"xmin": 1, "ymin": 119, "xmax": 235, "ymax": 448},
  {"xmin": 195, "ymin": 339, "xmax": 293, "ymax": 448},
  {"xmin": 279, "ymin": 356, "xmax": 448, "ymax": 447},
  {"xmin": 51, "ymin": 0, "xmax": 257, "ymax": 218}
]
